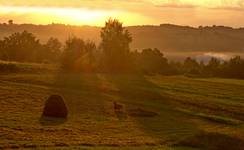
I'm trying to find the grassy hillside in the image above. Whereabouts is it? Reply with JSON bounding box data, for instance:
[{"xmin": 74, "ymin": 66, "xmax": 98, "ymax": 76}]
[{"xmin": 0, "ymin": 63, "xmax": 244, "ymax": 149}]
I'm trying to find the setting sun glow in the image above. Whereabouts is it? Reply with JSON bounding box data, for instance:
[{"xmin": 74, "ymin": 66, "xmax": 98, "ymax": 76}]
[
  {"xmin": 1, "ymin": 0, "xmax": 244, "ymax": 26},
  {"xmin": 0, "ymin": 5, "xmax": 116, "ymax": 26},
  {"xmin": 0, "ymin": 5, "xmax": 150, "ymax": 26}
]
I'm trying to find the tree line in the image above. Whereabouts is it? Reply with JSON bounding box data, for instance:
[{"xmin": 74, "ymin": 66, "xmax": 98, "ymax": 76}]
[{"xmin": 0, "ymin": 19, "xmax": 244, "ymax": 79}]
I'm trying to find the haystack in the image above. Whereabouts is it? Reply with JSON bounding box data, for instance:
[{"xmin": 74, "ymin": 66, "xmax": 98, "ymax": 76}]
[{"xmin": 42, "ymin": 95, "xmax": 68, "ymax": 118}]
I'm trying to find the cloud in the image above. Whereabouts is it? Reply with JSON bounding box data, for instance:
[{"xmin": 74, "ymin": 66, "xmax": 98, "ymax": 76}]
[
  {"xmin": 147, "ymin": 0, "xmax": 244, "ymax": 9},
  {"xmin": 156, "ymin": 4, "xmax": 195, "ymax": 9},
  {"xmin": 209, "ymin": 6, "xmax": 244, "ymax": 11}
]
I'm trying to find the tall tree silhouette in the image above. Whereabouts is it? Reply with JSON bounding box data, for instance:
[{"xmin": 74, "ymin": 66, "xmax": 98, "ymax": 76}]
[
  {"xmin": 184, "ymin": 57, "xmax": 200, "ymax": 75},
  {"xmin": 44, "ymin": 37, "xmax": 62, "ymax": 62},
  {"xmin": 62, "ymin": 37, "xmax": 85, "ymax": 71},
  {"xmin": 100, "ymin": 19, "xmax": 132, "ymax": 71},
  {"xmin": 206, "ymin": 57, "xmax": 221, "ymax": 76},
  {"xmin": 61, "ymin": 37, "xmax": 98, "ymax": 72},
  {"xmin": 84, "ymin": 40, "xmax": 97, "ymax": 67}
]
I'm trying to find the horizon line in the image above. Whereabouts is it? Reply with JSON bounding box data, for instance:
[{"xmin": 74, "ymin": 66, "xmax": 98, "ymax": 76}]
[{"xmin": 1, "ymin": 22, "xmax": 244, "ymax": 29}]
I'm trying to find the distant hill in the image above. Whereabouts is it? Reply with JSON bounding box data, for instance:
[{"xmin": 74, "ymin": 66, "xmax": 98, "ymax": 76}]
[{"xmin": 1, "ymin": 23, "xmax": 244, "ymax": 52}]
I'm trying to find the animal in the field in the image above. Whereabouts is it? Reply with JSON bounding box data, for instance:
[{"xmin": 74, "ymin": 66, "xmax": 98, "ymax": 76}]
[{"xmin": 113, "ymin": 102, "xmax": 123, "ymax": 111}]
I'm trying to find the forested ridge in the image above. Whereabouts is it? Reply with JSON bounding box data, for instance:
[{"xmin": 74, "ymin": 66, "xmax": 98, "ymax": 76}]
[{"xmin": 1, "ymin": 22, "xmax": 244, "ymax": 52}]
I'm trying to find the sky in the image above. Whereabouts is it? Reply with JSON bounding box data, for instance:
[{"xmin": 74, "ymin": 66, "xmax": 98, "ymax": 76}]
[{"xmin": 0, "ymin": 0, "xmax": 244, "ymax": 27}]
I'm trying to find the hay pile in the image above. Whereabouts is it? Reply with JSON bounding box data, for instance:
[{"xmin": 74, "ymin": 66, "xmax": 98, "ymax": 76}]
[{"xmin": 42, "ymin": 95, "xmax": 68, "ymax": 118}]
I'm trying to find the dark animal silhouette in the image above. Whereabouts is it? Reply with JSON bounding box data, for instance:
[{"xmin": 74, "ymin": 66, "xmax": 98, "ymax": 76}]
[{"xmin": 113, "ymin": 102, "xmax": 123, "ymax": 111}]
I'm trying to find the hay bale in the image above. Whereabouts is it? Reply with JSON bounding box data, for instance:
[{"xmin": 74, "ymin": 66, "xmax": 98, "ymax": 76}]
[{"xmin": 42, "ymin": 95, "xmax": 68, "ymax": 118}]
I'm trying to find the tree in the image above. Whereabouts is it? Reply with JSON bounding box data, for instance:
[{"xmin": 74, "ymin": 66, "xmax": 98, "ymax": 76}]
[
  {"xmin": 8, "ymin": 20, "xmax": 13, "ymax": 25},
  {"xmin": 100, "ymin": 19, "xmax": 132, "ymax": 71},
  {"xmin": 168, "ymin": 61, "xmax": 183, "ymax": 75},
  {"xmin": 1, "ymin": 31, "xmax": 42, "ymax": 62},
  {"xmin": 61, "ymin": 37, "xmax": 98, "ymax": 72},
  {"xmin": 76, "ymin": 40, "xmax": 98, "ymax": 72},
  {"xmin": 184, "ymin": 57, "xmax": 200, "ymax": 75},
  {"xmin": 226, "ymin": 56, "xmax": 244, "ymax": 78},
  {"xmin": 205, "ymin": 57, "xmax": 221, "ymax": 76},
  {"xmin": 137, "ymin": 48, "xmax": 168, "ymax": 74},
  {"xmin": 62, "ymin": 37, "xmax": 85, "ymax": 70},
  {"xmin": 84, "ymin": 40, "xmax": 97, "ymax": 65},
  {"xmin": 44, "ymin": 37, "xmax": 62, "ymax": 62}
]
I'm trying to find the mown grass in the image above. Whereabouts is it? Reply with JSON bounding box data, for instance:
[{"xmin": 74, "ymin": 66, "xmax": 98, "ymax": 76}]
[
  {"xmin": 32, "ymin": 146, "xmax": 199, "ymax": 150},
  {"xmin": 177, "ymin": 108, "xmax": 242, "ymax": 126},
  {"xmin": 147, "ymin": 75, "xmax": 244, "ymax": 120},
  {"xmin": 0, "ymin": 62, "xmax": 244, "ymax": 149}
]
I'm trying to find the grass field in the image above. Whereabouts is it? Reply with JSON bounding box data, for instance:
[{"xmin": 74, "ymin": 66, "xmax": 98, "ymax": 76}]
[{"xmin": 0, "ymin": 63, "xmax": 244, "ymax": 149}]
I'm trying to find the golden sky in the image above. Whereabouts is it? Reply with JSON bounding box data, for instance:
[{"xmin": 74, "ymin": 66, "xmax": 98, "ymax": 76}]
[{"xmin": 0, "ymin": 0, "xmax": 244, "ymax": 27}]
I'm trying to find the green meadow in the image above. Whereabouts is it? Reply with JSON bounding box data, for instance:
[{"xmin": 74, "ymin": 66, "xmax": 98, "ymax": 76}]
[{"xmin": 0, "ymin": 63, "xmax": 244, "ymax": 150}]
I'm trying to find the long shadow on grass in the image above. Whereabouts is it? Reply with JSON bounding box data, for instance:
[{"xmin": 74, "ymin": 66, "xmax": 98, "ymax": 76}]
[
  {"xmin": 103, "ymin": 74, "xmax": 198, "ymax": 145},
  {"xmin": 39, "ymin": 116, "xmax": 67, "ymax": 126}
]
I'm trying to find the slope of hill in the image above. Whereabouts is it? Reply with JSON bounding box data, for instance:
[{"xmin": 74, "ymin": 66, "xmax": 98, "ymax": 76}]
[
  {"xmin": 0, "ymin": 63, "xmax": 244, "ymax": 149},
  {"xmin": 1, "ymin": 23, "xmax": 244, "ymax": 53},
  {"xmin": 0, "ymin": 24, "xmax": 101, "ymax": 44},
  {"xmin": 129, "ymin": 24, "xmax": 244, "ymax": 52}
]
